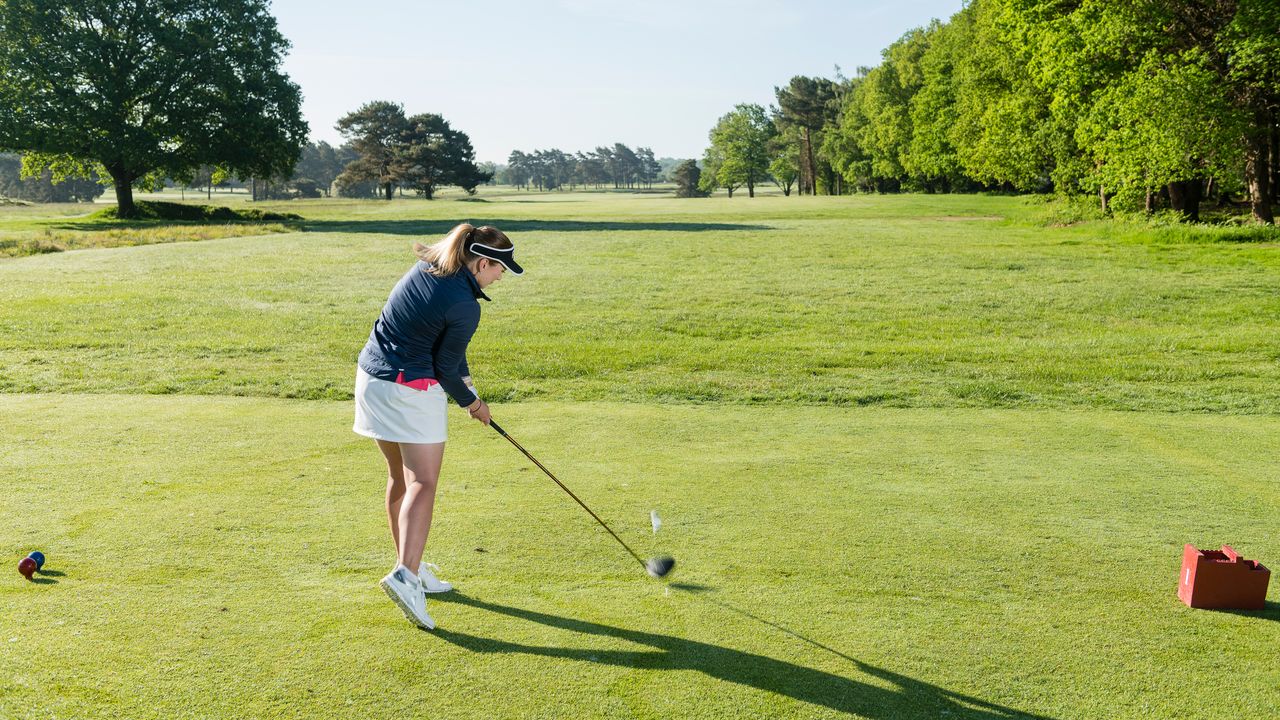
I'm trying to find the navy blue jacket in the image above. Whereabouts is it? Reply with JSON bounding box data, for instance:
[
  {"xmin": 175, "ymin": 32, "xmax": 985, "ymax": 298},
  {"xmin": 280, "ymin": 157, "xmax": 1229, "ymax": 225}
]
[{"xmin": 358, "ymin": 261, "xmax": 488, "ymax": 407}]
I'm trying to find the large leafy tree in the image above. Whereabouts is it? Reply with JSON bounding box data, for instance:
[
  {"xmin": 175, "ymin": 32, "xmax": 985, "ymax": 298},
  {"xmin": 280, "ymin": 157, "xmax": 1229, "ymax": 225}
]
[
  {"xmin": 0, "ymin": 0, "xmax": 306, "ymax": 218},
  {"xmin": 904, "ymin": 11, "xmax": 975, "ymax": 192},
  {"xmin": 949, "ymin": 0, "xmax": 1062, "ymax": 193},
  {"xmin": 848, "ymin": 28, "xmax": 933, "ymax": 186},
  {"xmin": 706, "ymin": 103, "xmax": 775, "ymax": 198}
]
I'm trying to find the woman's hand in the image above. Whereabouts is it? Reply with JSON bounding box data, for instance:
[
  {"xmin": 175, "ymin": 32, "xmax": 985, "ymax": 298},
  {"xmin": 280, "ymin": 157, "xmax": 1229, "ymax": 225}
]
[{"xmin": 467, "ymin": 398, "xmax": 491, "ymax": 425}]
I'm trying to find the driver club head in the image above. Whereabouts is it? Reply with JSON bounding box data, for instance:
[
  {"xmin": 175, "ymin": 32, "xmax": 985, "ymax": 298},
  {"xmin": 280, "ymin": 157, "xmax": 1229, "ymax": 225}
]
[{"xmin": 646, "ymin": 556, "xmax": 676, "ymax": 579}]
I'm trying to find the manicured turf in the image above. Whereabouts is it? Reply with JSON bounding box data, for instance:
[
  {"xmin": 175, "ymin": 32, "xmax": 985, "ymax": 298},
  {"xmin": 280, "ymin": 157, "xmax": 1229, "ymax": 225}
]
[
  {"xmin": 1, "ymin": 395, "xmax": 1276, "ymax": 719},
  {"xmin": 1, "ymin": 193, "xmax": 1276, "ymax": 718}
]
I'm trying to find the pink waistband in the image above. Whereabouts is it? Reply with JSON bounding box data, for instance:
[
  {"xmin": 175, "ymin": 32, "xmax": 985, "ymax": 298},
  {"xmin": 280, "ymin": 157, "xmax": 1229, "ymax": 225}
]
[{"xmin": 394, "ymin": 372, "xmax": 439, "ymax": 391}]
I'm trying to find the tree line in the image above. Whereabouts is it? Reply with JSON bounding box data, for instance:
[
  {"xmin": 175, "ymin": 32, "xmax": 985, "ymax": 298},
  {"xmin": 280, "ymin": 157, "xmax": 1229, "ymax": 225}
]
[
  {"xmin": 501, "ymin": 145, "xmax": 663, "ymax": 190},
  {"xmin": 704, "ymin": 0, "xmax": 1278, "ymax": 223}
]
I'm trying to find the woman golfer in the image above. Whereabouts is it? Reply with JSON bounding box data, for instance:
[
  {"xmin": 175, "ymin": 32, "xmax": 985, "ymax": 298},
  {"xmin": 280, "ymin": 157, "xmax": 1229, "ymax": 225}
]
[{"xmin": 353, "ymin": 223, "xmax": 522, "ymax": 629}]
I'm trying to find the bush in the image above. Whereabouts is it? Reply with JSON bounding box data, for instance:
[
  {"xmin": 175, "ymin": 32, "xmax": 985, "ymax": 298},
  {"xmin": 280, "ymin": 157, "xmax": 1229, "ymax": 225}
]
[{"xmin": 92, "ymin": 201, "xmax": 301, "ymax": 223}]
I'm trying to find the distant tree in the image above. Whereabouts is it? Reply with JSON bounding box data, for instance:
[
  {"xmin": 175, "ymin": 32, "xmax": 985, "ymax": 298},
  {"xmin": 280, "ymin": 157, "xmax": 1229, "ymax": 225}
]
[
  {"xmin": 595, "ymin": 146, "xmax": 619, "ymax": 187},
  {"xmin": 706, "ymin": 104, "xmax": 775, "ymax": 198},
  {"xmin": 612, "ymin": 144, "xmax": 640, "ymax": 188},
  {"xmin": 775, "ymin": 76, "xmax": 838, "ymax": 194},
  {"xmin": 903, "ymin": 17, "xmax": 970, "ymax": 192},
  {"xmin": 769, "ymin": 138, "xmax": 800, "ymax": 196},
  {"xmin": 576, "ymin": 151, "xmax": 608, "ymax": 188},
  {"xmin": 672, "ymin": 160, "xmax": 708, "ymax": 198},
  {"xmin": 700, "ymin": 145, "xmax": 738, "ymax": 197},
  {"xmin": 293, "ymin": 141, "xmax": 348, "ymax": 197},
  {"xmin": 334, "ymin": 174, "xmax": 379, "ymax": 198},
  {"xmin": 336, "ymin": 101, "xmax": 410, "ymax": 200},
  {"xmin": 949, "ymin": 1, "xmax": 1062, "ymax": 194},
  {"xmin": 399, "ymin": 113, "xmax": 489, "ymax": 199},
  {"xmin": 506, "ymin": 151, "xmax": 532, "ymax": 189},
  {"xmin": 536, "ymin": 149, "xmax": 574, "ymax": 190},
  {"xmin": 656, "ymin": 157, "xmax": 686, "ymax": 183},
  {"xmin": 0, "ymin": 0, "xmax": 306, "ymax": 218},
  {"xmin": 0, "ymin": 153, "xmax": 104, "ymax": 202},
  {"xmin": 636, "ymin": 147, "xmax": 661, "ymax": 188}
]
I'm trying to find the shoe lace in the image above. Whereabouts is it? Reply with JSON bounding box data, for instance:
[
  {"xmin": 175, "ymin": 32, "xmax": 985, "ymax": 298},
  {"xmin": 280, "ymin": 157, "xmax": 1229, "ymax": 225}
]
[{"xmin": 421, "ymin": 562, "xmax": 441, "ymax": 576}]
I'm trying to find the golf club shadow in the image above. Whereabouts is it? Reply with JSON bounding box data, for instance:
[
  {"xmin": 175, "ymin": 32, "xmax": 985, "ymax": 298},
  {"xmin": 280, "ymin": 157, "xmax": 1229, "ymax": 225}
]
[
  {"xmin": 667, "ymin": 582, "xmax": 714, "ymax": 594},
  {"xmin": 434, "ymin": 592, "xmax": 1053, "ymax": 719}
]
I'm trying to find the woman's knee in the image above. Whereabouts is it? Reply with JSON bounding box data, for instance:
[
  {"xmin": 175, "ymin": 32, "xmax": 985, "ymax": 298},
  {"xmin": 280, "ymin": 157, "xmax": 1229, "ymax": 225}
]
[{"xmin": 403, "ymin": 468, "xmax": 439, "ymax": 491}]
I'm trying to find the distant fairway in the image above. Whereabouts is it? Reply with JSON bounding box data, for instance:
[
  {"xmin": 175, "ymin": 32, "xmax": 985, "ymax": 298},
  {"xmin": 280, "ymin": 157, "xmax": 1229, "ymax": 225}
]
[{"xmin": 1, "ymin": 192, "xmax": 1276, "ymax": 719}]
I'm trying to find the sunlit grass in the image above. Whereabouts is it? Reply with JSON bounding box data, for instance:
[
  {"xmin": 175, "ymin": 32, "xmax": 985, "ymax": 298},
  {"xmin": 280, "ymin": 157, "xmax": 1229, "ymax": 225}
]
[{"xmin": 2, "ymin": 191, "xmax": 1276, "ymax": 719}]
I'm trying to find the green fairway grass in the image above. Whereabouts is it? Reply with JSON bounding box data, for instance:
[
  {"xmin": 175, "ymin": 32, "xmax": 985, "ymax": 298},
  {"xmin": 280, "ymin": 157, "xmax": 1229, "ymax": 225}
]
[
  {"xmin": 1, "ymin": 396, "xmax": 1277, "ymax": 719},
  {"xmin": 1, "ymin": 192, "xmax": 1277, "ymax": 718}
]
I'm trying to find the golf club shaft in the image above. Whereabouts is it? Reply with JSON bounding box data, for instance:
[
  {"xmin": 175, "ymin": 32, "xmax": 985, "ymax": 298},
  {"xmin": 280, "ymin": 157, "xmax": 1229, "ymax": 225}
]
[{"xmin": 489, "ymin": 420, "xmax": 646, "ymax": 568}]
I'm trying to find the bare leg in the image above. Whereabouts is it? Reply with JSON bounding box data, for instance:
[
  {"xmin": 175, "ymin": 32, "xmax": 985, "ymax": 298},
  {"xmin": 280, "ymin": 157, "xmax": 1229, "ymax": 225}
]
[
  {"xmin": 397, "ymin": 442, "xmax": 445, "ymax": 572},
  {"xmin": 375, "ymin": 440, "xmax": 406, "ymax": 557}
]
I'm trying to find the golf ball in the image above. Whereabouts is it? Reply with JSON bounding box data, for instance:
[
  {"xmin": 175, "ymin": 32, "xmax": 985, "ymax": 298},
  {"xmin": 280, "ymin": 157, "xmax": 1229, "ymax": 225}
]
[
  {"xmin": 650, "ymin": 510, "xmax": 662, "ymax": 535},
  {"xmin": 27, "ymin": 552, "xmax": 44, "ymax": 571},
  {"xmin": 18, "ymin": 558, "xmax": 36, "ymax": 580}
]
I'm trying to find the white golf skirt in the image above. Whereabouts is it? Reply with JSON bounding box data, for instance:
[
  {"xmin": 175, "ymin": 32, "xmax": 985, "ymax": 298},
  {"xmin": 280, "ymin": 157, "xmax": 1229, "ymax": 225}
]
[{"xmin": 352, "ymin": 367, "xmax": 448, "ymax": 444}]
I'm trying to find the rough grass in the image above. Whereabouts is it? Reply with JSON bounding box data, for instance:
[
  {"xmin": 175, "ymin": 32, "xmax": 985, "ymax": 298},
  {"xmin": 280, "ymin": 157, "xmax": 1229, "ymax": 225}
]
[
  {"xmin": 0, "ymin": 222, "xmax": 294, "ymax": 257},
  {"xmin": 0, "ymin": 200, "xmax": 300, "ymax": 258},
  {"xmin": 0, "ymin": 396, "xmax": 1275, "ymax": 719}
]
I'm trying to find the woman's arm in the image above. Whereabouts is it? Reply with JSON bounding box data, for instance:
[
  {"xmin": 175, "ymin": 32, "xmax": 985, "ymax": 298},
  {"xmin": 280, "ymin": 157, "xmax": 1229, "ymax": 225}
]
[{"xmin": 434, "ymin": 301, "xmax": 481, "ymax": 408}]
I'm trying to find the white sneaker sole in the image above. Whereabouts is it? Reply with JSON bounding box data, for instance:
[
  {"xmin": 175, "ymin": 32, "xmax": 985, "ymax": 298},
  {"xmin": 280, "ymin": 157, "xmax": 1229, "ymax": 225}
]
[
  {"xmin": 379, "ymin": 578, "xmax": 435, "ymax": 630},
  {"xmin": 423, "ymin": 584, "xmax": 452, "ymax": 594}
]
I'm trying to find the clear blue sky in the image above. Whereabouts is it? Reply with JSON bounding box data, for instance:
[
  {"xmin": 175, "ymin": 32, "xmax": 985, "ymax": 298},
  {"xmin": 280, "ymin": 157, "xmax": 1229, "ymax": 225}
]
[{"xmin": 272, "ymin": 0, "xmax": 966, "ymax": 164}]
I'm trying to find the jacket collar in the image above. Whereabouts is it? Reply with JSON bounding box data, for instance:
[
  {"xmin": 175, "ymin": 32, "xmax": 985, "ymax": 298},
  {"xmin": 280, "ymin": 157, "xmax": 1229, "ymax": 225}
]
[{"xmin": 462, "ymin": 267, "xmax": 491, "ymax": 302}]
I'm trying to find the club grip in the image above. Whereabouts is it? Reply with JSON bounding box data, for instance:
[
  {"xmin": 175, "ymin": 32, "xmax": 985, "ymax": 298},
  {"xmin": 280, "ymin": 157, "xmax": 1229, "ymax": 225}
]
[{"xmin": 489, "ymin": 419, "xmax": 506, "ymax": 436}]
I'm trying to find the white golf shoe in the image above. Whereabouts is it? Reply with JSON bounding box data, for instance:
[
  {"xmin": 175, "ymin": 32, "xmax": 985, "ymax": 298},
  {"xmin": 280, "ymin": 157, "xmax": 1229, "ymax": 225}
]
[
  {"xmin": 418, "ymin": 562, "xmax": 453, "ymax": 593},
  {"xmin": 379, "ymin": 566, "xmax": 435, "ymax": 630}
]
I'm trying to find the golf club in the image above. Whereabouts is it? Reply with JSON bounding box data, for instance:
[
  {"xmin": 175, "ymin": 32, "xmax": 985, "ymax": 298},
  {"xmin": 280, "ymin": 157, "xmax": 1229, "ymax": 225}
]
[{"xmin": 489, "ymin": 420, "xmax": 675, "ymax": 579}]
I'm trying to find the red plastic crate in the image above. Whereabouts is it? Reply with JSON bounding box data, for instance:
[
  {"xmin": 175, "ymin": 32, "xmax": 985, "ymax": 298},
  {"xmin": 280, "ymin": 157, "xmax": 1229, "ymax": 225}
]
[{"xmin": 1177, "ymin": 544, "xmax": 1270, "ymax": 610}]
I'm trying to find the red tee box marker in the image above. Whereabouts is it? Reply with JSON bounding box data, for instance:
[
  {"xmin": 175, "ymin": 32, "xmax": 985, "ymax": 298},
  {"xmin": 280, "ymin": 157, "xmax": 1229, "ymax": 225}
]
[{"xmin": 1178, "ymin": 544, "xmax": 1270, "ymax": 610}]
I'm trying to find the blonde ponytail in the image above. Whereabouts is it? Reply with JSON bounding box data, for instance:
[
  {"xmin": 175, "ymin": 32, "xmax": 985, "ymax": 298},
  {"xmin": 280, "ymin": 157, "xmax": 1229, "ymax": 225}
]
[
  {"xmin": 414, "ymin": 223, "xmax": 474, "ymax": 275},
  {"xmin": 414, "ymin": 222, "xmax": 513, "ymax": 276}
]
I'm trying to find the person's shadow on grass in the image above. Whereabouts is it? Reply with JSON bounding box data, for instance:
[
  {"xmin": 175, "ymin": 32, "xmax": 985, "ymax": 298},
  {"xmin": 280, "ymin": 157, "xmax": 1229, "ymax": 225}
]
[{"xmin": 434, "ymin": 592, "xmax": 1052, "ymax": 719}]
